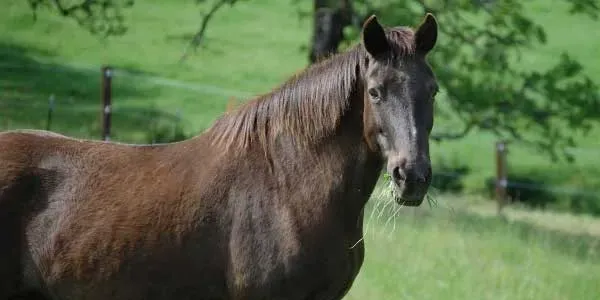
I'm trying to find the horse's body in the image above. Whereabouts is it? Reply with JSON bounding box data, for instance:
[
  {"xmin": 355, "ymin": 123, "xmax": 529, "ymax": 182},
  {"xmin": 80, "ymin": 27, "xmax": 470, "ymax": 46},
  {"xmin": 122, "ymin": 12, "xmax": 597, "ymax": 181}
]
[
  {"xmin": 0, "ymin": 15, "xmax": 439, "ymax": 300},
  {"xmin": 1, "ymin": 128, "xmax": 374, "ymax": 299}
]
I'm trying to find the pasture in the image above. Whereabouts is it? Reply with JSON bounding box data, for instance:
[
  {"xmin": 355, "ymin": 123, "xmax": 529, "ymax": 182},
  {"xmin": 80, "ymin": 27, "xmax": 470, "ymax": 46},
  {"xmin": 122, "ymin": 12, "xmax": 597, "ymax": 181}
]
[{"xmin": 346, "ymin": 188, "xmax": 600, "ymax": 299}]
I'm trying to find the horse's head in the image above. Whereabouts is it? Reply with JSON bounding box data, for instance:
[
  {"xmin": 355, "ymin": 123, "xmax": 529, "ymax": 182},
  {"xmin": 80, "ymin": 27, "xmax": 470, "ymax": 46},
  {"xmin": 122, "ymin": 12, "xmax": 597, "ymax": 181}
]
[{"xmin": 361, "ymin": 14, "xmax": 438, "ymax": 206}]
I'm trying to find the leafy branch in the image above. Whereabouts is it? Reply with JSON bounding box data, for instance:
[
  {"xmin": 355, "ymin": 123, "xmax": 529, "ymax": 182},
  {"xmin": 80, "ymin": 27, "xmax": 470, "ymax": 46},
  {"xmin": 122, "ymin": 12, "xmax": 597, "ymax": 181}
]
[
  {"xmin": 179, "ymin": 0, "xmax": 241, "ymax": 62},
  {"xmin": 27, "ymin": 0, "xmax": 134, "ymax": 37},
  {"xmin": 377, "ymin": 0, "xmax": 600, "ymax": 162}
]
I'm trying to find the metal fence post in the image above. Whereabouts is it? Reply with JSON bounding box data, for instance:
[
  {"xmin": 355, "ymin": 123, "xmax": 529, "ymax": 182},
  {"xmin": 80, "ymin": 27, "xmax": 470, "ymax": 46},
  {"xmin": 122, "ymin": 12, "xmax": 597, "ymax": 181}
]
[
  {"xmin": 495, "ymin": 141, "xmax": 508, "ymax": 214},
  {"xmin": 101, "ymin": 66, "xmax": 113, "ymax": 141}
]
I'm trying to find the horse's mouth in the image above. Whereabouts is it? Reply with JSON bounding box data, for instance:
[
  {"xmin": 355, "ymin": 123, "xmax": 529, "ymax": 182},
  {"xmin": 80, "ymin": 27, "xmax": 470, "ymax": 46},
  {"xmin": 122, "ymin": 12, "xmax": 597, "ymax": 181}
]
[
  {"xmin": 391, "ymin": 183, "xmax": 426, "ymax": 207},
  {"xmin": 395, "ymin": 195, "xmax": 424, "ymax": 206}
]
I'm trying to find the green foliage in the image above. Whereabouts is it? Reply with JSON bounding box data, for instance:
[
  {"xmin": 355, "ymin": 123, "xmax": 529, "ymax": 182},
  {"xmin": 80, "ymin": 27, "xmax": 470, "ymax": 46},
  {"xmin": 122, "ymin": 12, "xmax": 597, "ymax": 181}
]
[
  {"xmin": 26, "ymin": 0, "xmax": 134, "ymax": 37},
  {"xmin": 180, "ymin": 0, "xmax": 247, "ymax": 61},
  {"xmin": 327, "ymin": 0, "xmax": 600, "ymax": 162},
  {"xmin": 26, "ymin": 0, "xmax": 245, "ymax": 57}
]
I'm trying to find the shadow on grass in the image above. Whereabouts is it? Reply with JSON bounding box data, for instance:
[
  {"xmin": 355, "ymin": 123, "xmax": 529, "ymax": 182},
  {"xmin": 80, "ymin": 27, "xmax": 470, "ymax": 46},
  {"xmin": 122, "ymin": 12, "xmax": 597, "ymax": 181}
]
[
  {"xmin": 0, "ymin": 42, "xmax": 187, "ymax": 142},
  {"xmin": 483, "ymin": 168, "xmax": 600, "ymax": 216}
]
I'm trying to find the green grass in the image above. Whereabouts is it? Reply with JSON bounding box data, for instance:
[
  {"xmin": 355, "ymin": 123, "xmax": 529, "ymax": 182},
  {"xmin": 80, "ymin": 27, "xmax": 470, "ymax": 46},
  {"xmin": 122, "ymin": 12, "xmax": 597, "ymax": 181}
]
[
  {"xmin": 1, "ymin": 0, "xmax": 600, "ymax": 213},
  {"xmin": 344, "ymin": 190, "xmax": 600, "ymax": 300},
  {"xmin": 0, "ymin": 0, "xmax": 312, "ymax": 140}
]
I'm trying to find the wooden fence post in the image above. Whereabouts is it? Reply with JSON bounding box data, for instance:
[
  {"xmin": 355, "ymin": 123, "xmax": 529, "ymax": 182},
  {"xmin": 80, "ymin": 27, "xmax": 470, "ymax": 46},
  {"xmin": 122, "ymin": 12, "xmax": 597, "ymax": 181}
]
[
  {"xmin": 101, "ymin": 66, "xmax": 113, "ymax": 141},
  {"xmin": 495, "ymin": 140, "xmax": 508, "ymax": 214}
]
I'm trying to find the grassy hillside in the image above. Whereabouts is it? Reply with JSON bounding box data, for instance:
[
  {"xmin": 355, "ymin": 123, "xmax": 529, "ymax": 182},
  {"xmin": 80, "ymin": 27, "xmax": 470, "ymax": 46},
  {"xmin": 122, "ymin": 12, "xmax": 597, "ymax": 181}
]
[
  {"xmin": 0, "ymin": 0, "xmax": 312, "ymax": 141},
  {"xmin": 1, "ymin": 0, "xmax": 600, "ymax": 213}
]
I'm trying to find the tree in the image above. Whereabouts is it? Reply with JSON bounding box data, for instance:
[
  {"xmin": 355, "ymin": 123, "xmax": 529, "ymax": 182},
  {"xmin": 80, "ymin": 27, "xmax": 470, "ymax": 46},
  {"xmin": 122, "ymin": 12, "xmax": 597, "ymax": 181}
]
[
  {"xmin": 26, "ymin": 0, "xmax": 134, "ymax": 37},
  {"xmin": 307, "ymin": 0, "xmax": 353, "ymax": 62},
  {"xmin": 25, "ymin": 0, "xmax": 241, "ymax": 62},
  {"xmin": 297, "ymin": 0, "xmax": 600, "ymax": 161},
  {"xmin": 179, "ymin": 0, "xmax": 244, "ymax": 62},
  {"xmin": 301, "ymin": 0, "xmax": 374, "ymax": 62}
]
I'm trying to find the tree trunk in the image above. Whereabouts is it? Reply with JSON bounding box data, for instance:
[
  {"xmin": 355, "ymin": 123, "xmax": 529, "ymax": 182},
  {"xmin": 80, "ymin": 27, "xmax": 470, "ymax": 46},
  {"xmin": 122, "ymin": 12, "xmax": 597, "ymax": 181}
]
[{"xmin": 308, "ymin": 0, "xmax": 353, "ymax": 63}]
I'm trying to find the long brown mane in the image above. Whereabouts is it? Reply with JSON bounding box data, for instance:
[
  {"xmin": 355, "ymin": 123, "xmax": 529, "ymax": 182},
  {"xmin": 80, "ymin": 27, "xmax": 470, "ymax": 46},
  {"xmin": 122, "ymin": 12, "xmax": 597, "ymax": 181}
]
[{"xmin": 207, "ymin": 27, "xmax": 415, "ymax": 153}]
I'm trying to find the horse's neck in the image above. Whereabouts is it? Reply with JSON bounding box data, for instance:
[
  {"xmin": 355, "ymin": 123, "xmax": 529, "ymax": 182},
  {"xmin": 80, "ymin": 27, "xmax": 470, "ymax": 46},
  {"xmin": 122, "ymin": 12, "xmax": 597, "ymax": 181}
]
[
  {"xmin": 272, "ymin": 116, "xmax": 383, "ymax": 235},
  {"xmin": 326, "ymin": 132, "xmax": 382, "ymax": 230}
]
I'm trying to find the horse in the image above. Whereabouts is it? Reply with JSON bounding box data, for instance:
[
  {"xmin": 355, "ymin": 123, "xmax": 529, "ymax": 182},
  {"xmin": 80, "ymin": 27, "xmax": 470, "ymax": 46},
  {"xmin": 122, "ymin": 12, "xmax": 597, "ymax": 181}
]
[{"xmin": 0, "ymin": 13, "xmax": 439, "ymax": 300}]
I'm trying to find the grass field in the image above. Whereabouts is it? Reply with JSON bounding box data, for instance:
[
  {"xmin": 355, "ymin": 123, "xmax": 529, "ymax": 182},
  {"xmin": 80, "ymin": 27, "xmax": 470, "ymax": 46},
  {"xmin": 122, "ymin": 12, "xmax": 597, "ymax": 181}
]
[
  {"xmin": 344, "ymin": 188, "xmax": 600, "ymax": 299},
  {"xmin": 1, "ymin": 1, "xmax": 600, "ymax": 211},
  {"xmin": 1, "ymin": 0, "xmax": 312, "ymax": 141}
]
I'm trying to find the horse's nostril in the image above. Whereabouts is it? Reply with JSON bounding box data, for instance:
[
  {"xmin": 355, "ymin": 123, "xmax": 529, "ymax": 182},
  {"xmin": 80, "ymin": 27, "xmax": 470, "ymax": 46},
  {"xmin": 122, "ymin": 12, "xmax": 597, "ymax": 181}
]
[
  {"xmin": 425, "ymin": 166, "xmax": 432, "ymax": 181},
  {"xmin": 414, "ymin": 166, "xmax": 432, "ymax": 184},
  {"xmin": 392, "ymin": 166, "xmax": 405, "ymax": 183}
]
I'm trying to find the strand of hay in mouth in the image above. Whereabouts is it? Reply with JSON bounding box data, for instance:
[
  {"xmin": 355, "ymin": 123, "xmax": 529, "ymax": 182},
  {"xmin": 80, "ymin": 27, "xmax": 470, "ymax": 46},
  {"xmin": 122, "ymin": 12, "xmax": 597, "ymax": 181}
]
[
  {"xmin": 363, "ymin": 180, "xmax": 394, "ymax": 240},
  {"xmin": 358, "ymin": 173, "xmax": 444, "ymax": 245}
]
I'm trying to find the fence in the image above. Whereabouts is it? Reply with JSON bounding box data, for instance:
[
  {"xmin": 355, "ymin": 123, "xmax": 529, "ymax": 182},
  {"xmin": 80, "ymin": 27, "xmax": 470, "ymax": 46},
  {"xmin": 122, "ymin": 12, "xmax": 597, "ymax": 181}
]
[
  {"xmin": 494, "ymin": 141, "xmax": 600, "ymax": 214},
  {"xmin": 0, "ymin": 61, "xmax": 232, "ymax": 144},
  {"xmin": 2, "ymin": 62, "xmax": 599, "ymax": 214}
]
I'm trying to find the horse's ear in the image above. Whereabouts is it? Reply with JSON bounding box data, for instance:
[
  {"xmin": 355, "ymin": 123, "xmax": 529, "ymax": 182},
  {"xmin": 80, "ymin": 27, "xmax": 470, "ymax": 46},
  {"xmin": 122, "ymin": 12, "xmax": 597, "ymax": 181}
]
[
  {"xmin": 362, "ymin": 15, "xmax": 390, "ymax": 58},
  {"xmin": 415, "ymin": 13, "xmax": 438, "ymax": 54}
]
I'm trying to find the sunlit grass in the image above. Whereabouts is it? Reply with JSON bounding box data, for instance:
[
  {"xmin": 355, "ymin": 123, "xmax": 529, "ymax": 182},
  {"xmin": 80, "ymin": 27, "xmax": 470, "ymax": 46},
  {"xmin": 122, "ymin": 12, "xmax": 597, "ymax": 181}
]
[{"xmin": 346, "ymin": 185, "xmax": 600, "ymax": 300}]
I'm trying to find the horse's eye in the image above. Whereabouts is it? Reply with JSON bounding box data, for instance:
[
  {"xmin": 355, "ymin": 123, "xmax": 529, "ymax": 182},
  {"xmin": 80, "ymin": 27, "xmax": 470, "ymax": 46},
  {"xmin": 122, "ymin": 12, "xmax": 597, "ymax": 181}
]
[{"xmin": 368, "ymin": 88, "xmax": 380, "ymax": 100}]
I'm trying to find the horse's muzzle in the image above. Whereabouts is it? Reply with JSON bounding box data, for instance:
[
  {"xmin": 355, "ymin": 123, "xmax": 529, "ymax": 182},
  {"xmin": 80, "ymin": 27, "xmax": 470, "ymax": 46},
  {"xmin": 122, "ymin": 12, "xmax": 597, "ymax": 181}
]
[
  {"xmin": 389, "ymin": 164, "xmax": 432, "ymax": 207},
  {"xmin": 393, "ymin": 182, "xmax": 428, "ymax": 206}
]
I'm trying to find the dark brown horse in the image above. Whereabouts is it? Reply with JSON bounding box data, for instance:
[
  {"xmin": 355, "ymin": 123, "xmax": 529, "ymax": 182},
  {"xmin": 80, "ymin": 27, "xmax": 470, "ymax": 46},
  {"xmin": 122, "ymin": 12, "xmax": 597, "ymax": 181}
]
[{"xmin": 0, "ymin": 14, "xmax": 439, "ymax": 300}]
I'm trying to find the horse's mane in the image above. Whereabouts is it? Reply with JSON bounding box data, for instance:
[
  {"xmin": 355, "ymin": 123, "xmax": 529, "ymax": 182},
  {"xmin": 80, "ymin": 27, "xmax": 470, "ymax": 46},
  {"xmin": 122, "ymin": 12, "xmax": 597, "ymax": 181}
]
[{"xmin": 206, "ymin": 26, "xmax": 415, "ymax": 153}]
